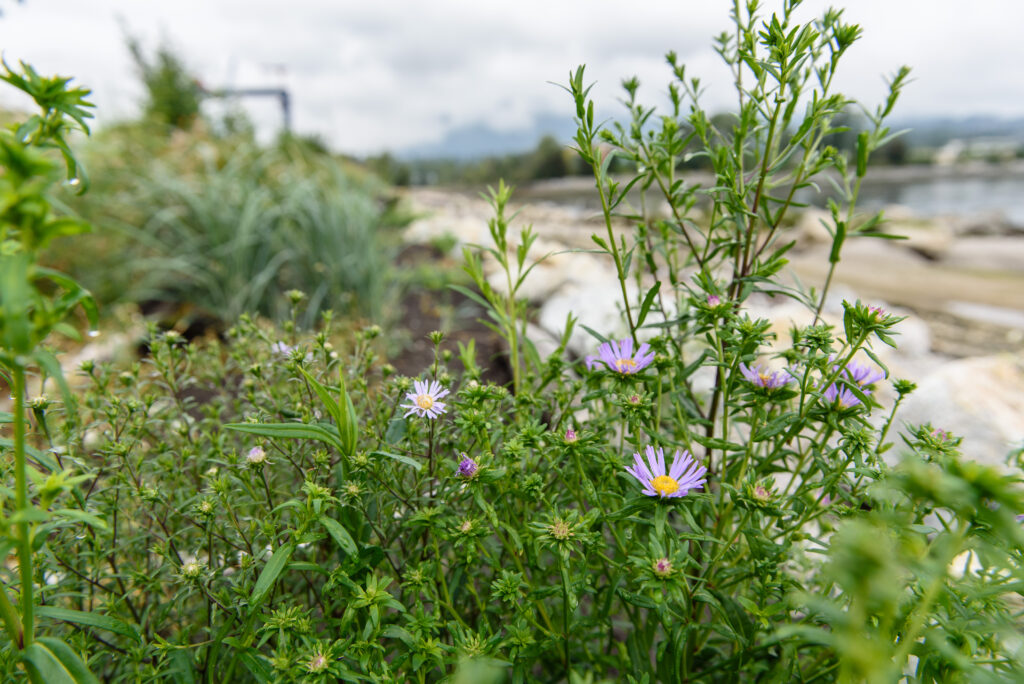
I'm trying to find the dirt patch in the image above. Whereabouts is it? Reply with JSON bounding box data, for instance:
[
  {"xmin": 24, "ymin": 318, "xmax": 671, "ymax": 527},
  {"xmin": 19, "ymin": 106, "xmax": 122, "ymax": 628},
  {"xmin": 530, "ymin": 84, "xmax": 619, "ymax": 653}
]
[{"xmin": 388, "ymin": 244, "xmax": 512, "ymax": 386}]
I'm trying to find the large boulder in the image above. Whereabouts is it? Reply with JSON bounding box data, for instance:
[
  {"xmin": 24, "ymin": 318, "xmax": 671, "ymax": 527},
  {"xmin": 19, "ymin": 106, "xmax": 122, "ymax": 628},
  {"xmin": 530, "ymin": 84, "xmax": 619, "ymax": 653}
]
[{"xmin": 895, "ymin": 354, "xmax": 1024, "ymax": 468}]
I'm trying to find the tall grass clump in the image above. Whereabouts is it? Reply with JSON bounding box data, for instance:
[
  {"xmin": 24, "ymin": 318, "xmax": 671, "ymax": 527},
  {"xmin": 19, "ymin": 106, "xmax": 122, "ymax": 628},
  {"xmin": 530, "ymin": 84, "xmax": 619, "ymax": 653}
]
[
  {"xmin": 124, "ymin": 139, "xmax": 393, "ymax": 325},
  {"xmin": 52, "ymin": 129, "xmax": 400, "ymax": 327},
  {"xmin": 3, "ymin": 2, "xmax": 1023, "ymax": 683}
]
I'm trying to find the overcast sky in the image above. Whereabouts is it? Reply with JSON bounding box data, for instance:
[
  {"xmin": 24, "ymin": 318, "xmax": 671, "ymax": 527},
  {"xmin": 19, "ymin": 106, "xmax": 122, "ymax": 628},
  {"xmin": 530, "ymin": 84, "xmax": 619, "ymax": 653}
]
[{"xmin": 1, "ymin": 1, "xmax": 1022, "ymax": 155}]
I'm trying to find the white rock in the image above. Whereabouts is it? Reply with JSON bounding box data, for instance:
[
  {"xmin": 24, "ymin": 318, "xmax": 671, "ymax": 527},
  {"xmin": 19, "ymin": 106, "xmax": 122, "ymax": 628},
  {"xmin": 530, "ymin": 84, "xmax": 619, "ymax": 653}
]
[
  {"xmin": 538, "ymin": 281, "xmax": 633, "ymax": 356},
  {"xmin": 895, "ymin": 354, "xmax": 1024, "ymax": 468},
  {"xmin": 940, "ymin": 237, "xmax": 1024, "ymax": 273},
  {"xmin": 795, "ymin": 208, "xmax": 834, "ymax": 246},
  {"xmin": 524, "ymin": 322, "xmax": 562, "ymax": 362}
]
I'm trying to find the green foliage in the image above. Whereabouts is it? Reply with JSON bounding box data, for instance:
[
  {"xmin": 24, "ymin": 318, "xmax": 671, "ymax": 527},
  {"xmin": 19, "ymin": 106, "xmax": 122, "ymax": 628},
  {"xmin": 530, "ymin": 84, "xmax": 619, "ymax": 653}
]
[
  {"xmin": 55, "ymin": 130, "xmax": 402, "ymax": 326},
  {"xmin": 0, "ymin": 58, "xmax": 100, "ymax": 682},
  {"xmin": 126, "ymin": 37, "xmax": 202, "ymax": 131},
  {"xmin": 0, "ymin": 57, "xmax": 94, "ymax": 188},
  {"xmin": 3, "ymin": 2, "xmax": 1023, "ymax": 682}
]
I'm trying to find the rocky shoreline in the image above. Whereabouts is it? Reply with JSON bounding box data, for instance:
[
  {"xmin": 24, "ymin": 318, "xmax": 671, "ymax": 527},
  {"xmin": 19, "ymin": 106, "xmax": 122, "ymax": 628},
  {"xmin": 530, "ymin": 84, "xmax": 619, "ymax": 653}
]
[{"xmin": 401, "ymin": 184, "xmax": 1024, "ymax": 467}]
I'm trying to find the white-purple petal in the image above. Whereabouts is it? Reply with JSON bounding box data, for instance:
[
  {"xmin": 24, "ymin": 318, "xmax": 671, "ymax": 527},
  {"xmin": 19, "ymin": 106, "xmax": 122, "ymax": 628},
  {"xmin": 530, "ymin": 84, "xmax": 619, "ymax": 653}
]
[{"xmin": 634, "ymin": 453, "xmax": 655, "ymax": 481}]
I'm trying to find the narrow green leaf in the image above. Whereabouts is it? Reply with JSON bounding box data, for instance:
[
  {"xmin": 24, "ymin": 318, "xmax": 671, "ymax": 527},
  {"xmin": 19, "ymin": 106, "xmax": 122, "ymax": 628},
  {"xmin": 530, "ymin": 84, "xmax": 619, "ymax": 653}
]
[
  {"xmin": 22, "ymin": 637, "xmax": 99, "ymax": 684},
  {"xmin": 856, "ymin": 130, "xmax": 870, "ymax": 177},
  {"xmin": 862, "ymin": 348, "xmax": 891, "ymax": 379},
  {"xmin": 382, "ymin": 624, "xmax": 415, "ymax": 646},
  {"xmin": 635, "ymin": 281, "xmax": 661, "ymax": 328},
  {"xmin": 448, "ymin": 283, "xmax": 492, "ymax": 311},
  {"xmin": 370, "ymin": 450, "xmax": 422, "ymax": 471},
  {"xmin": 617, "ymin": 588, "xmax": 659, "ymax": 610},
  {"xmin": 296, "ymin": 367, "xmax": 343, "ymax": 429},
  {"xmin": 338, "ymin": 368, "xmax": 358, "ymax": 457},
  {"xmin": 224, "ymin": 422, "xmax": 343, "ymax": 452},
  {"xmin": 51, "ymin": 509, "xmax": 108, "ymax": 532},
  {"xmin": 579, "ymin": 324, "xmax": 609, "ymax": 346},
  {"xmin": 319, "ymin": 516, "xmax": 358, "ymax": 556},
  {"xmin": 755, "ymin": 413, "xmax": 798, "ymax": 441},
  {"xmin": 250, "ymin": 542, "xmax": 295, "ymax": 611},
  {"xmin": 9, "ymin": 507, "xmax": 50, "ymax": 524},
  {"xmin": 828, "ymin": 221, "xmax": 846, "ymax": 264},
  {"xmin": 36, "ymin": 606, "xmax": 140, "ymax": 643},
  {"xmin": 0, "ymin": 252, "xmax": 32, "ymax": 354},
  {"xmin": 235, "ymin": 650, "xmax": 274, "ymax": 683}
]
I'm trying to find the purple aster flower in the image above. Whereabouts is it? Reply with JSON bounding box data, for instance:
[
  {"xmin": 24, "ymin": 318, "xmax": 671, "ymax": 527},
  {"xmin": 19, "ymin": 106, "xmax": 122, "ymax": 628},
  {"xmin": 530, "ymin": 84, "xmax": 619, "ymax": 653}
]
[
  {"xmin": 739, "ymin": 362, "xmax": 793, "ymax": 389},
  {"xmin": 272, "ymin": 341, "xmax": 295, "ymax": 356},
  {"xmin": 823, "ymin": 383, "xmax": 864, "ymax": 408},
  {"xmin": 822, "ymin": 357, "xmax": 886, "ymax": 408},
  {"xmin": 456, "ymin": 454, "xmax": 478, "ymax": 478},
  {"xmin": 626, "ymin": 446, "xmax": 707, "ymax": 498},
  {"xmin": 585, "ymin": 339, "xmax": 655, "ymax": 375},
  {"xmin": 707, "ymin": 294, "xmax": 721, "ymax": 307},
  {"xmin": 401, "ymin": 379, "xmax": 449, "ymax": 419},
  {"xmin": 564, "ymin": 428, "xmax": 578, "ymax": 444},
  {"xmin": 842, "ymin": 360, "xmax": 886, "ymax": 387}
]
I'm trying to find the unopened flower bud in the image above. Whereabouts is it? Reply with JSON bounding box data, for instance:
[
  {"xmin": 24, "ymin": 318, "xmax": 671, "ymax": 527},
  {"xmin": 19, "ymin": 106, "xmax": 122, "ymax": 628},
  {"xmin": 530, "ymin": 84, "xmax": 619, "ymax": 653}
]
[
  {"xmin": 246, "ymin": 446, "xmax": 267, "ymax": 466},
  {"xmin": 457, "ymin": 454, "xmax": 478, "ymax": 479}
]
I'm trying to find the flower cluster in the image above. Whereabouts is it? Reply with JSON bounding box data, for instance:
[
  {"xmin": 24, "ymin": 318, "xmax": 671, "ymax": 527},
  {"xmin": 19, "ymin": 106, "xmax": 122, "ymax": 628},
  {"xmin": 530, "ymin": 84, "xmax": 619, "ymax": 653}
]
[{"xmin": 824, "ymin": 358, "xmax": 886, "ymax": 409}]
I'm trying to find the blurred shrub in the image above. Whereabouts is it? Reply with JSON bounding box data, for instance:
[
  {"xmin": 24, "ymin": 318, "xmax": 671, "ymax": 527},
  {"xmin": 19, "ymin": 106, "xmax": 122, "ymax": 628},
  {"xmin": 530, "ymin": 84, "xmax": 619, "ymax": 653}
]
[
  {"xmin": 126, "ymin": 36, "xmax": 202, "ymax": 131},
  {"xmin": 51, "ymin": 126, "xmax": 404, "ymax": 327}
]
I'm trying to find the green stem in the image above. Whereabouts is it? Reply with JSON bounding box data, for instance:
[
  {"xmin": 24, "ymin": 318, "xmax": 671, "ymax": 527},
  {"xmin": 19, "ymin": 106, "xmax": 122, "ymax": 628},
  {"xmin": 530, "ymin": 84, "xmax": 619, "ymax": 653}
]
[
  {"xmin": 505, "ymin": 264, "xmax": 521, "ymax": 394},
  {"xmin": 13, "ymin": 364, "xmax": 34, "ymax": 647},
  {"xmin": 593, "ymin": 164, "xmax": 639, "ymax": 344},
  {"xmin": 559, "ymin": 556, "xmax": 571, "ymax": 675},
  {"xmin": 431, "ymin": 536, "xmax": 469, "ymax": 629},
  {"xmin": 874, "ymin": 393, "xmax": 906, "ymax": 457}
]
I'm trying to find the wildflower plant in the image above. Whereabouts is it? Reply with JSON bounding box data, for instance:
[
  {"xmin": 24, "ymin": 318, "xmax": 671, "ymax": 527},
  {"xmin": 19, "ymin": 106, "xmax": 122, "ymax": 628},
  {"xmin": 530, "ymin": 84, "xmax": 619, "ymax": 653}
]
[
  {"xmin": 0, "ymin": 59, "xmax": 101, "ymax": 681},
  {"xmin": 4, "ymin": 2, "xmax": 1023, "ymax": 683}
]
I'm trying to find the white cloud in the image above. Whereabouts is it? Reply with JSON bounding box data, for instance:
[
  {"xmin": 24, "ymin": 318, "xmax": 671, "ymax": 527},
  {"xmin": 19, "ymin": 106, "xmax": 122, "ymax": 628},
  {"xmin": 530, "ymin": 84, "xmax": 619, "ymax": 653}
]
[{"xmin": 0, "ymin": 0, "xmax": 1021, "ymax": 154}]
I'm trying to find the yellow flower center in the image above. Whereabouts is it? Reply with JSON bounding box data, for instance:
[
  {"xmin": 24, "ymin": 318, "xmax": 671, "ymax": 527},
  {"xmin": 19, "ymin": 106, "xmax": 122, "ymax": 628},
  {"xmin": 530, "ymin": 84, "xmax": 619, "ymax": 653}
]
[
  {"xmin": 416, "ymin": 394, "xmax": 434, "ymax": 410},
  {"xmin": 614, "ymin": 358, "xmax": 637, "ymax": 372},
  {"xmin": 759, "ymin": 372, "xmax": 772, "ymax": 385},
  {"xmin": 650, "ymin": 475, "xmax": 680, "ymax": 496}
]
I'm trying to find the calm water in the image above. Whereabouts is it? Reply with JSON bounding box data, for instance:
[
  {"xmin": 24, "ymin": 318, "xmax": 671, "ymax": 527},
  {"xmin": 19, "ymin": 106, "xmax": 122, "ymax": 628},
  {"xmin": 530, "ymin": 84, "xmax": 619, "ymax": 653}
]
[
  {"xmin": 858, "ymin": 173, "xmax": 1024, "ymax": 225},
  {"xmin": 523, "ymin": 165, "xmax": 1024, "ymax": 226}
]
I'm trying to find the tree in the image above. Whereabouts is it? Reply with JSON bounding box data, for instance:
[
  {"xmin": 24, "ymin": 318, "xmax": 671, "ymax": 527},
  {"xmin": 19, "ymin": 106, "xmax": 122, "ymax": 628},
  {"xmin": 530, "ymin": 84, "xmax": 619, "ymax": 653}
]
[{"xmin": 126, "ymin": 37, "xmax": 202, "ymax": 130}]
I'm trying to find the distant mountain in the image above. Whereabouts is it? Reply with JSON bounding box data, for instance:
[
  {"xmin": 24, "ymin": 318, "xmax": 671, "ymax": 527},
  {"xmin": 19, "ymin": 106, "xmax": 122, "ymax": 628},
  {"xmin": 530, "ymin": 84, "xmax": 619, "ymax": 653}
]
[
  {"xmin": 398, "ymin": 112, "xmax": 577, "ymax": 160},
  {"xmin": 396, "ymin": 112, "xmax": 1024, "ymax": 161},
  {"xmin": 892, "ymin": 115, "xmax": 1024, "ymax": 147}
]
